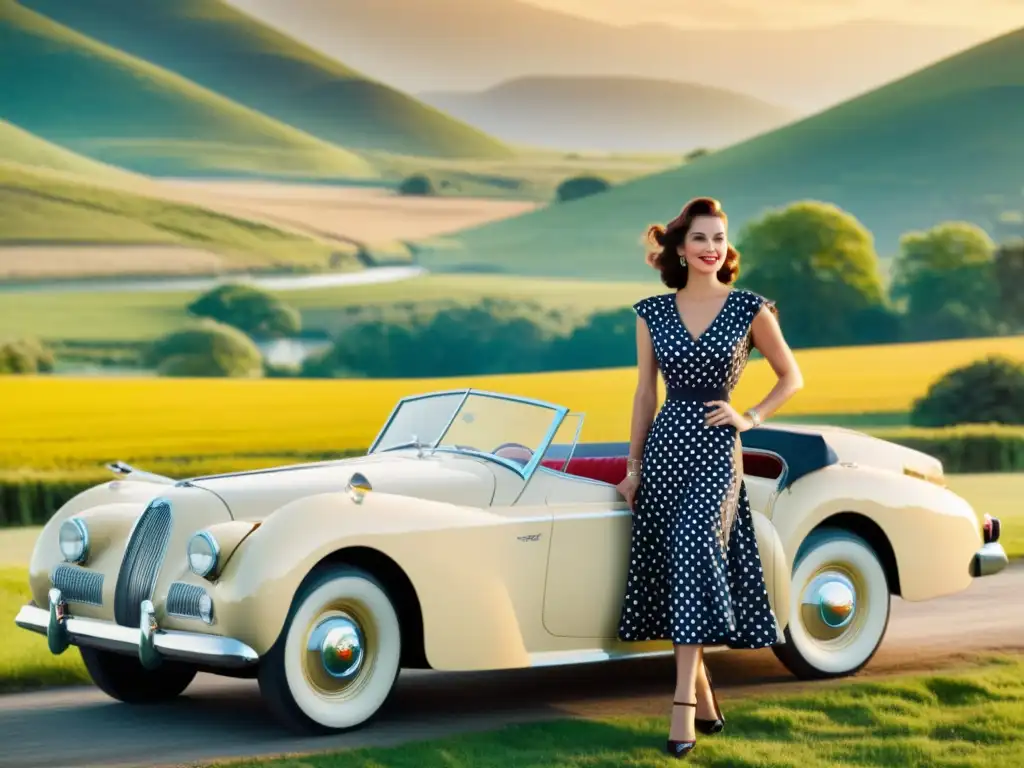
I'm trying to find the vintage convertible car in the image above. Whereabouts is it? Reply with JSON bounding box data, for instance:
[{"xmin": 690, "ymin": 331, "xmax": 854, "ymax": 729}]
[{"xmin": 15, "ymin": 388, "xmax": 1008, "ymax": 733}]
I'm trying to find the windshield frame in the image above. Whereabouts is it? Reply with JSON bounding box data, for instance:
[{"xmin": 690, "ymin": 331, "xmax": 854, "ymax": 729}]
[{"xmin": 368, "ymin": 388, "xmax": 572, "ymax": 480}]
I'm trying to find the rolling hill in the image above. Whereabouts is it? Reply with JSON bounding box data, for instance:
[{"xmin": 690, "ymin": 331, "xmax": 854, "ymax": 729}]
[
  {"xmin": 418, "ymin": 76, "xmax": 798, "ymax": 152},
  {"xmin": 225, "ymin": 0, "xmax": 998, "ymax": 113},
  {"xmin": 0, "ymin": 119, "xmax": 142, "ymax": 185},
  {"xmin": 19, "ymin": 0, "xmax": 513, "ymax": 160},
  {"xmin": 0, "ymin": 162, "xmax": 360, "ymax": 279},
  {"xmin": 416, "ymin": 26, "xmax": 1024, "ymax": 280},
  {"xmin": 0, "ymin": 0, "xmax": 375, "ymax": 179}
]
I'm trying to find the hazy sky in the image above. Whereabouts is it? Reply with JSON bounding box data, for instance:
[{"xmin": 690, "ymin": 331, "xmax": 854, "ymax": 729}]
[{"xmin": 522, "ymin": 0, "xmax": 1024, "ymax": 31}]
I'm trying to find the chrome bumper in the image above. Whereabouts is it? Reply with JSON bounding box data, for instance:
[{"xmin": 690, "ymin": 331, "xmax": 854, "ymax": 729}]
[
  {"xmin": 14, "ymin": 588, "xmax": 259, "ymax": 670},
  {"xmin": 971, "ymin": 515, "xmax": 1009, "ymax": 578}
]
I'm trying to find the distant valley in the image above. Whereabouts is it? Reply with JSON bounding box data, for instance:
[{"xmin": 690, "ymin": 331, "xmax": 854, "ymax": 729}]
[{"xmin": 417, "ymin": 76, "xmax": 799, "ymax": 152}]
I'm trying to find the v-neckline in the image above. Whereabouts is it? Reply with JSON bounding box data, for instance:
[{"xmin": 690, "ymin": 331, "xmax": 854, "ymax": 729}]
[{"xmin": 673, "ymin": 289, "xmax": 734, "ymax": 343}]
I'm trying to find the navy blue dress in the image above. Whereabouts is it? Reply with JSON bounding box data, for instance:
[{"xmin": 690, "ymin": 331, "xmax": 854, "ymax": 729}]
[{"xmin": 617, "ymin": 289, "xmax": 782, "ymax": 649}]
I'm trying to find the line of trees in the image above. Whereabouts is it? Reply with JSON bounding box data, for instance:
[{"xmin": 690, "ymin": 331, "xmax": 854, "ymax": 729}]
[{"xmin": 131, "ymin": 200, "xmax": 1023, "ymax": 382}]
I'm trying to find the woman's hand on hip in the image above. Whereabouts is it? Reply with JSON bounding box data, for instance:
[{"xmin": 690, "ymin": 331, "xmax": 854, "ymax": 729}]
[
  {"xmin": 617, "ymin": 474, "xmax": 641, "ymax": 510},
  {"xmin": 705, "ymin": 400, "xmax": 754, "ymax": 432}
]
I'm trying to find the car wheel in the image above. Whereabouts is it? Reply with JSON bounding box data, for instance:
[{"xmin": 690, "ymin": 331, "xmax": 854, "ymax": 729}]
[
  {"xmin": 258, "ymin": 565, "xmax": 402, "ymax": 734},
  {"xmin": 80, "ymin": 647, "xmax": 197, "ymax": 703},
  {"xmin": 772, "ymin": 528, "xmax": 891, "ymax": 680}
]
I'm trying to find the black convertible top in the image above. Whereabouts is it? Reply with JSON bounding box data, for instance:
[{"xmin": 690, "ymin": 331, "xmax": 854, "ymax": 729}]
[{"xmin": 545, "ymin": 424, "xmax": 839, "ymax": 490}]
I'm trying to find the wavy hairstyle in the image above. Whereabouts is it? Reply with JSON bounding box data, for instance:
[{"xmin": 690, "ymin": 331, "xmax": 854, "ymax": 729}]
[{"xmin": 644, "ymin": 196, "xmax": 740, "ymax": 290}]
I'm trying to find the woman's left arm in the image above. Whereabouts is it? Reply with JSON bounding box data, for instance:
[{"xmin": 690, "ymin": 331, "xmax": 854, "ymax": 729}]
[{"xmin": 746, "ymin": 304, "xmax": 804, "ymax": 421}]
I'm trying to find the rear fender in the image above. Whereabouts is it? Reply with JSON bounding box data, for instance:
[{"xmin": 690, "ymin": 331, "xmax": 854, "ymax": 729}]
[
  {"xmin": 213, "ymin": 490, "xmax": 534, "ymax": 669},
  {"xmin": 751, "ymin": 509, "xmax": 791, "ymax": 632},
  {"xmin": 771, "ymin": 465, "xmax": 980, "ymax": 601}
]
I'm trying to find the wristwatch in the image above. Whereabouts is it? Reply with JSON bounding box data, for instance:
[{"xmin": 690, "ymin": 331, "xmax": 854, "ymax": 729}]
[{"xmin": 745, "ymin": 408, "xmax": 762, "ymax": 428}]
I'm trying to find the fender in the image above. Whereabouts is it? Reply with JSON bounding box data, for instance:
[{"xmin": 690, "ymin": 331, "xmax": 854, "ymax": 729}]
[
  {"xmin": 212, "ymin": 489, "xmax": 542, "ymax": 669},
  {"xmin": 770, "ymin": 464, "xmax": 980, "ymax": 601}
]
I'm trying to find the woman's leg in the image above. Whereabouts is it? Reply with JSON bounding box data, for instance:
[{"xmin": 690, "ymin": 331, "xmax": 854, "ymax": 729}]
[
  {"xmin": 695, "ymin": 647, "xmax": 718, "ymax": 719},
  {"xmin": 670, "ymin": 644, "xmax": 700, "ymax": 741}
]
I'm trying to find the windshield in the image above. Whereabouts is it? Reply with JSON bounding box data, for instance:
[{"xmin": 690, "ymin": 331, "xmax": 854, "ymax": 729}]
[{"xmin": 369, "ymin": 390, "xmax": 570, "ymax": 477}]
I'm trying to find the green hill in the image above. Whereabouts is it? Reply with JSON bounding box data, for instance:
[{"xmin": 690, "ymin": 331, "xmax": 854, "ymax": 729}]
[
  {"xmin": 0, "ymin": 162, "xmax": 360, "ymax": 276},
  {"xmin": 0, "ymin": 119, "xmax": 142, "ymax": 184},
  {"xmin": 0, "ymin": 0, "xmax": 376, "ymax": 179},
  {"xmin": 20, "ymin": 0, "xmax": 514, "ymax": 161},
  {"xmin": 417, "ymin": 27, "xmax": 1024, "ymax": 279}
]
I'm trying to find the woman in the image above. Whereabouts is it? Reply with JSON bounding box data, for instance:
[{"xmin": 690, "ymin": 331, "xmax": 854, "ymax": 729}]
[{"xmin": 615, "ymin": 197, "xmax": 803, "ymax": 758}]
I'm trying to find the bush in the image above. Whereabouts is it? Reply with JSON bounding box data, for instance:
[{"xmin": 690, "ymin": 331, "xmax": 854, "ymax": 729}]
[
  {"xmin": 555, "ymin": 175, "xmax": 611, "ymax": 203},
  {"xmin": 871, "ymin": 425, "xmax": 1024, "ymax": 473},
  {"xmin": 910, "ymin": 355, "xmax": 1024, "ymax": 427},
  {"xmin": 0, "ymin": 337, "xmax": 55, "ymax": 374},
  {"xmin": 146, "ymin": 321, "xmax": 264, "ymax": 378},
  {"xmin": 187, "ymin": 283, "xmax": 300, "ymax": 340},
  {"xmin": 397, "ymin": 174, "xmax": 435, "ymax": 196}
]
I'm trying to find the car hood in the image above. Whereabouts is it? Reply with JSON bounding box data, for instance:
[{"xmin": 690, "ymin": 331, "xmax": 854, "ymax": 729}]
[{"xmin": 184, "ymin": 451, "xmax": 498, "ymax": 520}]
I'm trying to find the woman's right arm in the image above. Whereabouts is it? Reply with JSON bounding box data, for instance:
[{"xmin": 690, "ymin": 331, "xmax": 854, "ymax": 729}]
[{"xmin": 628, "ymin": 316, "xmax": 659, "ymax": 463}]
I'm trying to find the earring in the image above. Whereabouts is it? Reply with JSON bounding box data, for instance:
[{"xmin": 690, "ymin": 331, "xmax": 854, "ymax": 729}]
[{"xmin": 679, "ymin": 256, "xmax": 687, "ymax": 268}]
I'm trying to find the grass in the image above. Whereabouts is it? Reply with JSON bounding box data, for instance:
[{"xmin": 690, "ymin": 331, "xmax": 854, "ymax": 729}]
[
  {"xmin": 417, "ymin": 27, "xmax": 1024, "ymax": 277},
  {"xmin": 1, "ymin": 335, "xmax": 1022, "ymax": 473},
  {"xmin": 0, "ymin": 0, "xmax": 376, "ymax": 179},
  {"xmin": 0, "ymin": 163, "xmax": 363, "ymax": 276},
  {"xmin": 0, "ymin": 274, "xmax": 660, "ymax": 342},
  {"xmin": 200, "ymin": 655, "xmax": 1024, "ymax": 767},
  {"xmin": 19, "ymin": 0, "xmax": 512, "ymax": 161},
  {"xmin": 0, "ymin": 120, "xmax": 141, "ymax": 185}
]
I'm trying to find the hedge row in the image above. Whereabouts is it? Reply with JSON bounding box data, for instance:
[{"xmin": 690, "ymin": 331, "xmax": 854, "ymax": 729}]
[{"xmin": 1, "ymin": 428, "xmax": 1021, "ymax": 528}]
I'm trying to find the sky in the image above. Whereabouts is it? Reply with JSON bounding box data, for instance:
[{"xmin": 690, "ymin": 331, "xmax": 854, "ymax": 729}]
[{"xmin": 522, "ymin": 0, "xmax": 1024, "ymax": 31}]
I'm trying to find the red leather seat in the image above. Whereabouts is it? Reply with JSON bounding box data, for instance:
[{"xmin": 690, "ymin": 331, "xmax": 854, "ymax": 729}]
[{"xmin": 541, "ymin": 450, "xmax": 783, "ymax": 485}]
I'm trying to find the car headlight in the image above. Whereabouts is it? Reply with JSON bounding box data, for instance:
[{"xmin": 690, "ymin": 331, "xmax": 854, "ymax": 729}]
[
  {"xmin": 59, "ymin": 518, "xmax": 89, "ymax": 563},
  {"xmin": 187, "ymin": 531, "xmax": 219, "ymax": 578}
]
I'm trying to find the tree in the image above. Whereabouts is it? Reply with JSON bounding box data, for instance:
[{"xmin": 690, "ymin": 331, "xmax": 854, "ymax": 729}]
[
  {"xmin": 397, "ymin": 173, "xmax": 436, "ymax": 196},
  {"xmin": 146, "ymin": 321, "xmax": 264, "ymax": 378},
  {"xmin": 994, "ymin": 239, "xmax": 1024, "ymax": 331},
  {"xmin": 187, "ymin": 283, "xmax": 300, "ymax": 339},
  {"xmin": 734, "ymin": 201, "xmax": 891, "ymax": 347},
  {"xmin": 555, "ymin": 175, "xmax": 611, "ymax": 203},
  {"xmin": 910, "ymin": 355, "xmax": 1024, "ymax": 427},
  {"xmin": 891, "ymin": 222, "xmax": 998, "ymax": 340},
  {"xmin": 0, "ymin": 337, "xmax": 55, "ymax": 374}
]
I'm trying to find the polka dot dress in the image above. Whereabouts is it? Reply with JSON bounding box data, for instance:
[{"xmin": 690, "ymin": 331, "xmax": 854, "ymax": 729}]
[{"xmin": 617, "ymin": 289, "xmax": 782, "ymax": 649}]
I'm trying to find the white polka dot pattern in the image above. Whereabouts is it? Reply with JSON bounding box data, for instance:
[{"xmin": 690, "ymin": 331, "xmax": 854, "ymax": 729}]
[{"xmin": 617, "ymin": 289, "xmax": 782, "ymax": 648}]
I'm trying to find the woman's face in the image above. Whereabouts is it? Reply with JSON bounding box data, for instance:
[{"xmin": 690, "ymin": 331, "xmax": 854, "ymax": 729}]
[{"xmin": 677, "ymin": 215, "xmax": 727, "ymax": 274}]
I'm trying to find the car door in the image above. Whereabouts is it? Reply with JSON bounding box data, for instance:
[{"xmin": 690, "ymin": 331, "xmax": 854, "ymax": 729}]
[{"xmin": 541, "ymin": 501, "xmax": 633, "ymax": 638}]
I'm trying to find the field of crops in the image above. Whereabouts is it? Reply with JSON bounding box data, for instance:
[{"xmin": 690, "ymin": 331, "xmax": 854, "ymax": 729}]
[{"xmin": 2, "ymin": 334, "xmax": 1022, "ymax": 475}]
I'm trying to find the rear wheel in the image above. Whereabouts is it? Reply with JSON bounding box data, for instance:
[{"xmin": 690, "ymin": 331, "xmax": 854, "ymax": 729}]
[
  {"xmin": 772, "ymin": 529, "xmax": 891, "ymax": 679},
  {"xmin": 80, "ymin": 647, "xmax": 197, "ymax": 703},
  {"xmin": 258, "ymin": 565, "xmax": 403, "ymax": 734}
]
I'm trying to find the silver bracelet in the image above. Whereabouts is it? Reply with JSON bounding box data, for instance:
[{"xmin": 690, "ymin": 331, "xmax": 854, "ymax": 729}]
[{"xmin": 745, "ymin": 408, "xmax": 762, "ymax": 428}]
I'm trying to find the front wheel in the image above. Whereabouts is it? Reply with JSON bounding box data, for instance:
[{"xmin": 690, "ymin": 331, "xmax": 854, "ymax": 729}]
[
  {"xmin": 80, "ymin": 647, "xmax": 197, "ymax": 703},
  {"xmin": 772, "ymin": 529, "xmax": 891, "ymax": 680},
  {"xmin": 258, "ymin": 565, "xmax": 403, "ymax": 734}
]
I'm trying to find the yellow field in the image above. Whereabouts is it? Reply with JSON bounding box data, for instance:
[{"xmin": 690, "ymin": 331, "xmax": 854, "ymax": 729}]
[{"xmin": 1, "ymin": 335, "xmax": 1021, "ymax": 473}]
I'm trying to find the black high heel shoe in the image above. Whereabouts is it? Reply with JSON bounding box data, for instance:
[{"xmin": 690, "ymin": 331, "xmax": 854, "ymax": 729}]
[
  {"xmin": 695, "ymin": 662, "xmax": 726, "ymax": 735},
  {"xmin": 667, "ymin": 701, "xmax": 697, "ymax": 759}
]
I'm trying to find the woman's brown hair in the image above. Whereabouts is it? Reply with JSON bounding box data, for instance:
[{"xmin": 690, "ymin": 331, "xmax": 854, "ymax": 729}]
[{"xmin": 644, "ymin": 196, "xmax": 740, "ymax": 290}]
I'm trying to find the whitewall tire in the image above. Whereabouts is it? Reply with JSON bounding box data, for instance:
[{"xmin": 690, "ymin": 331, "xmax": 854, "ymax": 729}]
[
  {"xmin": 772, "ymin": 528, "xmax": 891, "ymax": 680},
  {"xmin": 258, "ymin": 565, "xmax": 403, "ymax": 733}
]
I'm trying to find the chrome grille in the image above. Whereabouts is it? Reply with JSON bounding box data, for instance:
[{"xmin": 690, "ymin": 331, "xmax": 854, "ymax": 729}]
[
  {"xmin": 166, "ymin": 581, "xmax": 206, "ymax": 619},
  {"xmin": 114, "ymin": 498, "xmax": 172, "ymax": 627},
  {"xmin": 51, "ymin": 564, "xmax": 104, "ymax": 606}
]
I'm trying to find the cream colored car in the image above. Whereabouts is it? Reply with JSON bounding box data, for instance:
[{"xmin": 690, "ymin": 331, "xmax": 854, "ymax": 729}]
[{"xmin": 15, "ymin": 388, "xmax": 1008, "ymax": 733}]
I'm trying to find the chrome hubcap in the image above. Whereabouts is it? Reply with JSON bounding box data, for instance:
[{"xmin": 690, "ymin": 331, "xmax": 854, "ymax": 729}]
[
  {"xmin": 309, "ymin": 615, "xmax": 365, "ymax": 680},
  {"xmin": 800, "ymin": 570, "xmax": 858, "ymax": 642}
]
